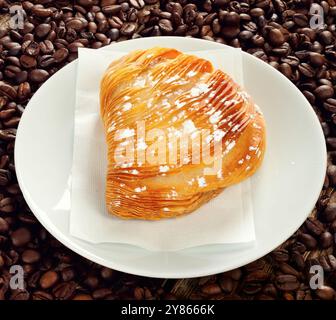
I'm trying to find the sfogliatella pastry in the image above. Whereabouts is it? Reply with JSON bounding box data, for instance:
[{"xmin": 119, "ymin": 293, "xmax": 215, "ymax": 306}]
[{"xmin": 100, "ymin": 47, "xmax": 266, "ymax": 220}]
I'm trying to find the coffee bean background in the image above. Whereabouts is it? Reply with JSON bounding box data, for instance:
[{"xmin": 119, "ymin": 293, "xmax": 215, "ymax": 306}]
[{"xmin": 0, "ymin": 0, "xmax": 335, "ymax": 300}]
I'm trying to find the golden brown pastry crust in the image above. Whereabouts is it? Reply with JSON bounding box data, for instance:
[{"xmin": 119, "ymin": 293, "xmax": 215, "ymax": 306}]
[{"xmin": 100, "ymin": 47, "xmax": 266, "ymax": 220}]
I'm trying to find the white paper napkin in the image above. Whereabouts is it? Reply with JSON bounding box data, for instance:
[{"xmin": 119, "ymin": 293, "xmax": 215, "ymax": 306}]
[{"xmin": 70, "ymin": 47, "xmax": 255, "ymax": 251}]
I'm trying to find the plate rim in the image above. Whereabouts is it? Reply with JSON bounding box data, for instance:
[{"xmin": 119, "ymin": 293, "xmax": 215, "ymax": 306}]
[{"xmin": 14, "ymin": 36, "xmax": 327, "ymax": 278}]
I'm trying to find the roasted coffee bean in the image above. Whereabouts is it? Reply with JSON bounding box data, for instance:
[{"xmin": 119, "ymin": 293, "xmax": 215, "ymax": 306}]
[
  {"xmin": 102, "ymin": 5, "xmax": 122, "ymax": 15},
  {"xmin": 268, "ymin": 28, "xmax": 285, "ymax": 47},
  {"xmin": 262, "ymin": 283, "xmax": 277, "ymax": 298},
  {"xmin": 3, "ymin": 57, "xmax": 19, "ymax": 69},
  {"xmin": 64, "ymin": 30, "xmax": 76, "ymax": 44},
  {"xmin": 326, "ymin": 138, "xmax": 336, "ymax": 152},
  {"xmin": 35, "ymin": 24, "xmax": 51, "ymax": 38},
  {"xmin": 40, "ymin": 271, "xmax": 59, "ymax": 289},
  {"xmin": 159, "ymin": 19, "xmax": 173, "ymax": 34},
  {"xmin": 15, "ymin": 71, "xmax": 28, "ymax": 84},
  {"xmin": 272, "ymin": 249, "xmax": 289, "ymax": 262},
  {"xmin": 32, "ymin": 291, "xmax": 53, "ymax": 300},
  {"xmin": 275, "ymin": 274, "xmax": 300, "ymax": 291},
  {"xmin": 0, "ymin": 82, "xmax": 17, "ymax": 100},
  {"xmin": 298, "ymin": 233, "xmax": 317, "ymax": 249},
  {"xmin": 327, "ymin": 166, "xmax": 336, "ymax": 186},
  {"xmin": 198, "ymin": 275, "xmax": 215, "ymax": 286},
  {"xmin": 0, "ymin": 255, "xmax": 5, "ymax": 268},
  {"xmin": 201, "ymin": 25, "xmax": 213, "ymax": 38},
  {"xmin": 272, "ymin": 42, "xmax": 290, "ymax": 56},
  {"xmin": 27, "ymin": 271, "xmax": 41, "ymax": 288},
  {"xmin": 320, "ymin": 231, "xmax": 333, "ymax": 248},
  {"xmin": 305, "ymin": 218, "xmax": 324, "ymax": 236},
  {"xmin": 130, "ymin": 0, "xmax": 145, "ymax": 10},
  {"xmin": 120, "ymin": 22, "xmax": 137, "ymax": 36},
  {"xmin": 108, "ymin": 16, "xmax": 123, "ymax": 29},
  {"xmin": 95, "ymin": 33, "xmax": 109, "ymax": 45},
  {"xmin": 293, "ymin": 14, "xmax": 308, "ymax": 27},
  {"xmin": 134, "ymin": 287, "xmax": 145, "ymax": 300},
  {"xmin": 32, "ymin": 6, "xmax": 53, "ymax": 18},
  {"xmin": 0, "ymin": 155, "xmax": 10, "ymax": 169},
  {"xmin": 47, "ymin": 30, "xmax": 57, "ymax": 42},
  {"xmin": 38, "ymin": 55, "xmax": 55, "ymax": 68},
  {"xmin": 184, "ymin": 8, "xmax": 197, "ymax": 25},
  {"xmin": 245, "ymin": 259, "xmax": 267, "ymax": 272},
  {"xmin": 226, "ymin": 268, "xmax": 242, "ymax": 281},
  {"xmin": 251, "ymin": 35, "xmax": 265, "ymax": 47},
  {"xmin": 324, "ymin": 99, "xmax": 336, "ymax": 112},
  {"xmin": 23, "ymin": 41, "xmax": 40, "ymax": 56},
  {"xmin": 106, "ymin": 28, "xmax": 119, "ymax": 41},
  {"xmin": 321, "ymin": 203, "xmax": 336, "ymax": 222},
  {"xmin": 73, "ymin": 294, "xmax": 93, "ymax": 300},
  {"xmin": 22, "ymin": 249, "xmax": 41, "ymax": 264},
  {"xmin": 100, "ymin": 267, "xmax": 114, "ymax": 280},
  {"xmin": 29, "ymin": 69, "xmax": 49, "ymax": 83},
  {"xmin": 166, "ymin": 2, "xmax": 183, "ymax": 15},
  {"xmin": 239, "ymin": 30, "xmax": 253, "ymax": 41},
  {"xmin": 84, "ymin": 275, "xmax": 99, "ymax": 289},
  {"xmin": 319, "ymin": 30, "xmax": 334, "ymax": 45},
  {"xmin": 220, "ymin": 11, "xmax": 240, "ymax": 25},
  {"xmin": 319, "ymin": 255, "xmax": 336, "ymax": 272},
  {"xmin": 291, "ymin": 251, "xmax": 305, "ymax": 270},
  {"xmin": 8, "ymin": 250, "xmax": 19, "ymax": 265},
  {"xmin": 54, "ymin": 252, "xmax": 72, "ymax": 264},
  {"xmin": 53, "ymin": 48, "xmax": 69, "ymax": 63},
  {"xmin": 0, "ymin": 169, "xmax": 11, "ymax": 186},
  {"xmin": 201, "ymin": 283, "xmax": 222, "ymax": 295},
  {"xmin": 77, "ymin": 0, "xmax": 95, "ymax": 6},
  {"xmin": 66, "ymin": 19, "xmax": 87, "ymax": 32},
  {"xmin": 23, "ymin": 264, "xmax": 36, "ymax": 275},
  {"xmin": 315, "ymin": 286, "xmax": 336, "ymax": 300},
  {"xmin": 221, "ymin": 26, "xmax": 240, "ymax": 39},
  {"xmin": 11, "ymin": 228, "xmax": 31, "ymax": 247},
  {"xmin": 17, "ymin": 82, "xmax": 31, "ymax": 102},
  {"xmin": 245, "ymin": 270, "xmax": 269, "ymax": 283},
  {"xmin": 4, "ymin": 65, "xmax": 21, "ymax": 79},
  {"xmin": 296, "ymin": 289, "xmax": 312, "ymax": 300},
  {"xmin": 18, "ymin": 213, "xmax": 37, "ymax": 225},
  {"xmin": 298, "ymin": 63, "xmax": 315, "ymax": 77},
  {"xmin": 10, "ymin": 290, "xmax": 30, "ymax": 300},
  {"xmin": 242, "ymin": 282, "xmax": 262, "ymax": 295},
  {"xmin": 20, "ymin": 55, "xmax": 37, "ymax": 69},
  {"xmin": 92, "ymin": 288, "xmax": 113, "ymax": 299},
  {"xmin": 310, "ymin": 52, "xmax": 325, "ymax": 67},
  {"xmin": 61, "ymin": 267, "xmax": 75, "ymax": 282},
  {"xmin": 38, "ymin": 41, "xmax": 53, "ymax": 55},
  {"xmin": 327, "ymin": 255, "xmax": 336, "ymax": 270},
  {"xmin": 53, "ymin": 281, "xmax": 77, "ymax": 300},
  {"xmin": 0, "ymin": 109, "xmax": 11, "ymax": 122},
  {"xmin": 91, "ymin": 42, "xmax": 103, "ymax": 49},
  {"xmin": 0, "ymin": 217, "xmax": 9, "ymax": 234},
  {"xmin": 314, "ymin": 85, "xmax": 334, "ymax": 100},
  {"xmin": 278, "ymin": 63, "xmax": 292, "ymax": 78},
  {"xmin": 283, "ymin": 292, "xmax": 295, "ymax": 300},
  {"xmin": 144, "ymin": 287, "xmax": 153, "ymax": 300},
  {"xmin": 330, "ymin": 220, "xmax": 336, "ymax": 233},
  {"xmin": 68, "ymin": 42, "xmax": 84, "ymax": 53},
  {"xmin": 6, "ymin": 43, "xmax": 21, "ymax": 56},
  {"xmin": 218, "ymin": 275, "xmax": 233, "ymax": 293},
  {"xmin": 295, "ymin": 50, "xmax": 309, "ymax": 60},
  {"xmin": 278, "ymin": 262, "xmax": 300, "ymax": 278}
]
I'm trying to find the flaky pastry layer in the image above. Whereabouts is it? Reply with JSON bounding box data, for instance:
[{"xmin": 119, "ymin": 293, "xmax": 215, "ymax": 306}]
[{"xmin": 100, "ymin": 47, "xmax": 266, "ymax": 220}]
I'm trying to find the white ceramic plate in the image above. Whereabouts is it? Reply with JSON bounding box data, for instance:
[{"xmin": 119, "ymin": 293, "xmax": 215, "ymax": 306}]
[{"xmin": 15, "ymin": 37, "xmax": 326, "ymax": 279}]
